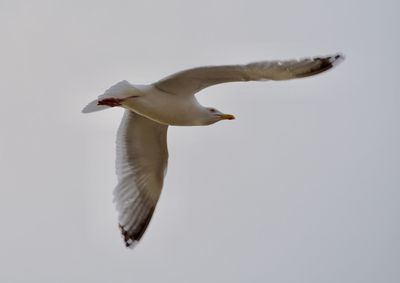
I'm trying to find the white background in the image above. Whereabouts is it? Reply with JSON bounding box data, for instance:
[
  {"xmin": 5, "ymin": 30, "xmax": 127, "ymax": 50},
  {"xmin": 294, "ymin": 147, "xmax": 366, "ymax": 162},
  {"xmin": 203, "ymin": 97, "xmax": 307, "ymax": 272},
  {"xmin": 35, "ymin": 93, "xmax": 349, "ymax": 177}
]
[{"xmin": 1, "ymin": 0, "xmax": 399, "ymax": 282}]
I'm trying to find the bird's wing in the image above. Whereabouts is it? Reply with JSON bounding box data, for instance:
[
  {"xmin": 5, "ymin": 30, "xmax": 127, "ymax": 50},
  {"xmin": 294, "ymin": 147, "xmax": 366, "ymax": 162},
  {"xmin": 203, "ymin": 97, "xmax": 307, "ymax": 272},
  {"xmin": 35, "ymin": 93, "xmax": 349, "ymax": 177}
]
[
  {"xmin": 153, "ymin": 54, "xmax": 344, "ymax": 95},
  {"xmin": 113, "ymin": 110, "xmax": 168, "ymax": 248}
]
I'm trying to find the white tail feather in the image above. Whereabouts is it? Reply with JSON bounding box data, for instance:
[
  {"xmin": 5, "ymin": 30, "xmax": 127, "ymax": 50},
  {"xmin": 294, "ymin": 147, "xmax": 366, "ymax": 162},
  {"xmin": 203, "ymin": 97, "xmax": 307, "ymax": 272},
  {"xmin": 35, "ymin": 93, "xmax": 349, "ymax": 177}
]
[
  {"xmin": 81, "ymin": 80, "xmax": 137, "ymax": 114},
  {"xmin": 81, "ymin": 100, "xmax": 110, "ymax": 113}
]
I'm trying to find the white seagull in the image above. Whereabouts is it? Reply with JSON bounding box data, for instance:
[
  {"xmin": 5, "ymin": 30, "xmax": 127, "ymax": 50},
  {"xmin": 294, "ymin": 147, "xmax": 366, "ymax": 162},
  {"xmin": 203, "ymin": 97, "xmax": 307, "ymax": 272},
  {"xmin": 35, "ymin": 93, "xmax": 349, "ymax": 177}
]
[{"xmin": 83, "ymin": 54, "xmax": 344, "ymax": 248}]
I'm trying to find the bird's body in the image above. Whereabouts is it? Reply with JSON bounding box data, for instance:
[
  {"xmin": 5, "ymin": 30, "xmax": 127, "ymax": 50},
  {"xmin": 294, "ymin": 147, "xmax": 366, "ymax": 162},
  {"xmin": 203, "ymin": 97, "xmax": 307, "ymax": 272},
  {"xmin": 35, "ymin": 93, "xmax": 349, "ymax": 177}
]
[
  {"xmin": 83, "ymin": 54, "xmax": 344, "ymax": 248},
  {"xmin": 121, "ymin": 85, "xmax": 209, "ymax": 126}
]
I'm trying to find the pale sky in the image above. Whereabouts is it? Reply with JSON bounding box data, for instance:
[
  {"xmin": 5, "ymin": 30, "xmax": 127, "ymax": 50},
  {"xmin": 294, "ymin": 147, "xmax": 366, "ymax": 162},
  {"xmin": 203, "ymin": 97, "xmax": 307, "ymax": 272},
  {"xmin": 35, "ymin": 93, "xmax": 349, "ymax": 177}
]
[{"xmin": 1, "ymin": 0, "xmax": 399, "ymax": 282}]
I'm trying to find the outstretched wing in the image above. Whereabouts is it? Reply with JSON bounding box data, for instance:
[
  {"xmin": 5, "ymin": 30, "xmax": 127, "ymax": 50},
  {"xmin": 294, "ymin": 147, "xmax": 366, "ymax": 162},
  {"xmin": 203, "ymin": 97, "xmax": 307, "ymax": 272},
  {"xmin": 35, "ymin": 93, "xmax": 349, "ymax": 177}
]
[
  {"xmin": 153, "ymin": 54, "xmax": 344, "ymax": 95},
  {"xmin": 113, "ymin": 110, "xmax": 168, "ymax": 248}
]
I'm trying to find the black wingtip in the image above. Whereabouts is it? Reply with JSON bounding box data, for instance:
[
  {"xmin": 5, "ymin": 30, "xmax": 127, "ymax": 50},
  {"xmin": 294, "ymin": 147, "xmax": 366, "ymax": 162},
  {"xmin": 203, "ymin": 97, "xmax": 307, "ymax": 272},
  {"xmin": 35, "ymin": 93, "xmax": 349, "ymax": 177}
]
[
  {"xmin": 331, "ymin": 53, "xmax": 345, "ymax": 66},
  {"xmin": 118, "ymin": 207, "xmax": 155, "ymax": 249},
  {"xmin": 296, "ymin": 53, "xmax": 345, "ymax": 78},
  {"xmin": 119, "ymin": 224, "xmax": 133, "ymax": 248}
]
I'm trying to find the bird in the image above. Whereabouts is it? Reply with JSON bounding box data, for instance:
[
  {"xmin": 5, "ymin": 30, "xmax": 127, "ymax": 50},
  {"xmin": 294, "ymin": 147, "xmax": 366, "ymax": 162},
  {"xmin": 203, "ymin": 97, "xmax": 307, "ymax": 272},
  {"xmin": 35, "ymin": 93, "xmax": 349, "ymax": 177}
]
[{"xmin": 82, "ymin": 54, "xmax": 344, "ymax": 248}]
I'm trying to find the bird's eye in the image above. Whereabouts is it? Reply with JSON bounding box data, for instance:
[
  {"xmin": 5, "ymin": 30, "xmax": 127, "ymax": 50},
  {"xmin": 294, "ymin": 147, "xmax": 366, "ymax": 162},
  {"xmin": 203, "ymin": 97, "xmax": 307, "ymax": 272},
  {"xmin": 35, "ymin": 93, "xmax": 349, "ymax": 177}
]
[{"xmin": 209, "ymin": 108, "xmax": 216, "ymax": 113}]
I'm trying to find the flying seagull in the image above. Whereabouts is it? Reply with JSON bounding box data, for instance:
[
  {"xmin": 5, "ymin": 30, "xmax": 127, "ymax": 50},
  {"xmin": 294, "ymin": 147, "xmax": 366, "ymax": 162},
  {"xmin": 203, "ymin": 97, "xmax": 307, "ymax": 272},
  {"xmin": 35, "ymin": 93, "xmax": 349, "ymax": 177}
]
[{"xmin": 82, "ymin": 54, "xmax": 344, "ymax": 248}]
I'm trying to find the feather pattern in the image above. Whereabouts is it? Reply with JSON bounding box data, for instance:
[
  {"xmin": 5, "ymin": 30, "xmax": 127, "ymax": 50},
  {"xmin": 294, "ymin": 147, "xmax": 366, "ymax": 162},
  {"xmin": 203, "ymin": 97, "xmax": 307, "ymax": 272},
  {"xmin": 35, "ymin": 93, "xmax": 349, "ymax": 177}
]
[
  {"xmin": 154, "ymin": 54, "xmax": 344, "ymax": 95},
  {"xmin": 113, "ymin": 110, "xmax": 168, "ymax": 247}
]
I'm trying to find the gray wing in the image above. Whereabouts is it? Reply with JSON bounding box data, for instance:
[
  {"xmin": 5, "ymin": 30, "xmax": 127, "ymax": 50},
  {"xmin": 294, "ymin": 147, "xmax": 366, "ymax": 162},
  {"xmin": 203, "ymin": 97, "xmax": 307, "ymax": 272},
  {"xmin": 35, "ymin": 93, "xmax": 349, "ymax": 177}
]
[
  {"xmin": 153, "ymin": 54, "xmax": 344, "ymax": 95},
  {"xmin": 113, "ymin": 110, "xmax": 168, "ymax": 248}
]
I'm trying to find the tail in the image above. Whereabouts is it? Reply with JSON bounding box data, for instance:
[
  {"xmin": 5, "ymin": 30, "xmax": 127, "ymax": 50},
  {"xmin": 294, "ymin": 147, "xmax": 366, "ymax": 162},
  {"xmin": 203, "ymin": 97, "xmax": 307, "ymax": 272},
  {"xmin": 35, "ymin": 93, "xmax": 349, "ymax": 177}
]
[
  {"xmin": 81, "ymin": 80, "xmax": 136, "ymax": 114},
  {"xmin": 81, "ymin": 99, "xmax": 110, "ymax": 113}
]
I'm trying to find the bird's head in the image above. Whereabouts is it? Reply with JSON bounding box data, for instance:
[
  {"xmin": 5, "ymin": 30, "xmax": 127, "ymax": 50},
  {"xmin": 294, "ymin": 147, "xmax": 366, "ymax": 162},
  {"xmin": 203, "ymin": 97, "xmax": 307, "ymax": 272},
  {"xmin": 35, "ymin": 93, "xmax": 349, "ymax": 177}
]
[{"xmin": 201, "ymin": 107, "xmax": 235, "ymax": 125}]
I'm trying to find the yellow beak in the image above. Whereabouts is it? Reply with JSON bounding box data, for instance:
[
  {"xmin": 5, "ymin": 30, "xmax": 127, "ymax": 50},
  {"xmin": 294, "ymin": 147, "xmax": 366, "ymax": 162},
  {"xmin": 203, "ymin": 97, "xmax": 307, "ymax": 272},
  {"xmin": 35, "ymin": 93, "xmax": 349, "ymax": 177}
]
[{"xmin": 219, "ymin": 114, "xmax": 235, "ymax": 120}]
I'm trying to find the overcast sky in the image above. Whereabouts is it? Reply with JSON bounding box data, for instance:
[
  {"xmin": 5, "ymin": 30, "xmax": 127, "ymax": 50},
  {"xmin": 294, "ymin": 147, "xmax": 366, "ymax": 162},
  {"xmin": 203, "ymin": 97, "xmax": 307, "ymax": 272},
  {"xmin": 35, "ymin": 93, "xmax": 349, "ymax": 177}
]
[{"xmin": 0, "ymin": 0, "xmax": 399, "ymax": 282}]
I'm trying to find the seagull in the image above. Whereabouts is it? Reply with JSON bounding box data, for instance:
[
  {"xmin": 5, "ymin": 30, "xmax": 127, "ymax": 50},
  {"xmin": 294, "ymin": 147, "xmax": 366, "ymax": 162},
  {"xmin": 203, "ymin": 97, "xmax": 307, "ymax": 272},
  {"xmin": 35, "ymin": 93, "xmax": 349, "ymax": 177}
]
[{"xmin": 82, "ymin": 54, "xmax": 344, "ymax": 248}]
